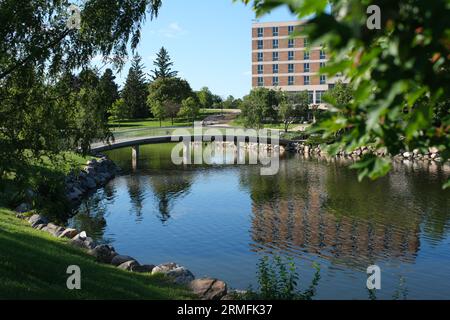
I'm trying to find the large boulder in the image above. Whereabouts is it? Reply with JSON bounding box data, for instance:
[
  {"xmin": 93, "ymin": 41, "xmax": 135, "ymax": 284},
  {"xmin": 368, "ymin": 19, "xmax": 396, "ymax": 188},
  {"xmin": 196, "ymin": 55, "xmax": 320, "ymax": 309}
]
[
  {"xmin": 59, "ymin": 228, "xmax": 79, "ymax": 239},
  {"xmin": 41, "ymin": 223, "xmax": 65, "ymax": 237},
  {"xmin": 83, "ymin": 176, "xmax": 97, "ymax": 189},
  {"xmin": 34, "ymin": 224, "xmax": 48, "ymax": 230},
  {"xmin": 131, "ymin": 264, "xmax": 155, "ymax": 273},
  {"xmin": 67, "ymin": 187, "xmax": 83, "ymax": 201},
  {"xmin": 15, "ymin": 203, "xmax": 31, "ymax": 213},
  {"xmin": 88, "ymin": 245, "xmax": 117, "ymax": 263},
  {"xmin": 111, "ymin": 255, "xmax": 137, "ymax": 266},
  {"xmin": 152, "ymin": 263, "xmax": 195, "ymax": 285},
  {"xmin": 117, "ymin": 260, "xmax": 140, "ymax": 271},
  {"xmin": 71, "ymin": 232, "xmax": 96, "ymax": 249},
  {"xmin": 28, "ymin": 214, "xmax": 49, "ymax": 227},
  {"xmin": 189, "ymin": 278, "xmax": 227, "ymax": 300}
]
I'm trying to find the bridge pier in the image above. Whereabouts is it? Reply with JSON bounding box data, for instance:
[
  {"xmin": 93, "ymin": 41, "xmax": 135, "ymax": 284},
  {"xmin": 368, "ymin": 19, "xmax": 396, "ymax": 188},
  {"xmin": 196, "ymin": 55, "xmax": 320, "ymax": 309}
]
[{"xmin": 132, "ymin": 145, "xmax": 140, "ymax": 171}]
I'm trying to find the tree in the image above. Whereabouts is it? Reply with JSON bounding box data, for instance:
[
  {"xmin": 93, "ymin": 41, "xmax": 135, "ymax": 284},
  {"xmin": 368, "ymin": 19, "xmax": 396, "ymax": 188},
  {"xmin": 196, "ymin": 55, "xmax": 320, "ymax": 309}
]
[
  {"xmin": 240, "ymin": 90, "xmax": 266, "ymax": 129},
  {"xmin": 0, "ymin": 1, "xmax": 162, "ymax": 182},
  {"xmin": 122, "ymin": 54, "xmax": 149, "ymax": 119},
  {"xmin": 179, "ymin": 97, "xmax": 200, "ymax": 124},
  {"xmin": 150, "ymin": 100, "xmax": 166, "ymax": 127},
  {"xmin": 325, "ymin": 81, "xmax": 353, "ymax": 107},
  {"xmin": 151, "ymin": 47, "xmax": 178, "ymax": 80},
  {"xmin": 239, "ymin": 88, "xmax": 280, "ymax": 128},
  {"xmin": 98, "ymin": 68, "xmax": 119, "ymax": 120},
  {"xmin": 240, "ymin": 0, "xmax": 450, "ymax": 187},
  {"xmin": 223, "ymin": 95, "xmax": 241, "ymax": 109},
  {"xmin": 147, "ymin": 77, "xmax": 195, "ymax": 125},
  {"xmin": 278, "ymin": 91, "xmax": 309, "ymax": 132},
  {"xmin": 109, "ymin": 98, "xmax": 128, "ymax": 127},
  {"xmin": 197, "ymin": 87, "xmax": 214, "ymax": 109}
]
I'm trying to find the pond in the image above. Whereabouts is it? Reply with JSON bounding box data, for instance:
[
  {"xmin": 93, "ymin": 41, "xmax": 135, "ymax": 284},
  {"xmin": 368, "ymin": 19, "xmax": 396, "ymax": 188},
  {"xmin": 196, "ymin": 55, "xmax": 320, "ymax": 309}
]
[{"xmin": 70, "ymin": 143, "xmax": 450, "ymax": 299}]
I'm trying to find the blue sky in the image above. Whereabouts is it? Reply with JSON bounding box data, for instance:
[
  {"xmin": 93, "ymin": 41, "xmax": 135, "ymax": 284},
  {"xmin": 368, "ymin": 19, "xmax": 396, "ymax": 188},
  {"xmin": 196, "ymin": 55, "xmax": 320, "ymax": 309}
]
[{"xmin": 108, "ymin": 0, "xmax": 297, "ymax": 98}]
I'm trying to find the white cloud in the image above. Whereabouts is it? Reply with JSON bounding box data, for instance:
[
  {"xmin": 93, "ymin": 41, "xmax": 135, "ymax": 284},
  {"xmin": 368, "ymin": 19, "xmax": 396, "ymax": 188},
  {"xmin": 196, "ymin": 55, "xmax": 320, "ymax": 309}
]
[{"xmin": 150, "ymin": 22, "xmax": 187, "ymax": 38}]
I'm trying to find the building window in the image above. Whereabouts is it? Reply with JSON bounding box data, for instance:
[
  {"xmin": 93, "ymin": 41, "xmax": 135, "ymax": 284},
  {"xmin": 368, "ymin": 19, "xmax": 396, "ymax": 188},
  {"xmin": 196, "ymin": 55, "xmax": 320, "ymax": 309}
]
[
  {"xmin": 320, "ymin": 75, "xmax": 326, "ymax": 84},
  {"xmin": 304, "ymin": 75, "xmax": 310, "ymax": 85},
  {"xmin": 320, "ymin": 62, "xmax": 326, "ymax": 68},
  {"xmin": 288, "ymin": 76, "xmax": 294, "ymax": 85},
  {"xmin": 304, "ymin": 63, "xmax": 310, "ymax": 72},
  {"xmin": 258, "ymin": 77, "xmax": 264, "ymax": 87},
  {"xmin": 288, "ymin": 39, "xmax": 294, "ymax": 48},
  {"xmin": 304, "ymin": 38, "xmax": 308, "ymax": 47},
  {"xmin": 272, "ymin": 27, "xmax": 279, "ymax": 37},
  {"xmin": 273, "ymin": 76, "xmax": 279, "ymax": 86},
  {"xmin": 320, "ymin": 50, "xmax": 326, "ymax": 59},
  {"xmin": 308, "ymin": 91, "xmax": 314, "ymax": 104},
  {"xmin": 304, "ymin": 51, "xmax": 310, "ymax": 60},
  {"xmin": 257, "ymin": 40, "xmax": 263, "ymax": 50},
  {"xmin": 288, "ymin": 51, "xmax": 295, "ymax": 61},
  {"xmin": 288, "ymin": 26, "xmax": 294, "ymax": 35},
  {"xmin": 273, "ymin": 39, "xmax": 279, "ymax": 49},
  {"xmin": 258, "ymin": 52, "xmax": 264, "ymax": 62},
  {"xmin": 288, "ymin": 64, "xmax": 294, "ymax": 73},
  {"xmin": 316, "ymin": 90, "xmax": 325, "ymax": 103},
  {"xmin": 257, "ymin": 27, "xmax": 263, "ymax": 37},
  {"xmin": 273, "ymin": 64, "xmax": 279, "ymax": 74},
  {"xmin": 272, "ymin": 52, "xmax": 279, "ymax": 61},
  {"xmin": 258, "ymin": 65, "xmax": 263, "ymax": 74}
]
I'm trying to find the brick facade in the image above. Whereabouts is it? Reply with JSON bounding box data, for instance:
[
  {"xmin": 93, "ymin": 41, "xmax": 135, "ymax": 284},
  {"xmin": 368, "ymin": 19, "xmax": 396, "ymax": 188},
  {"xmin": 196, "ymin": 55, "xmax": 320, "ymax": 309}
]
[{"xmin": 252, "ymin": 21, "xmax": 346, "ymax": 104}]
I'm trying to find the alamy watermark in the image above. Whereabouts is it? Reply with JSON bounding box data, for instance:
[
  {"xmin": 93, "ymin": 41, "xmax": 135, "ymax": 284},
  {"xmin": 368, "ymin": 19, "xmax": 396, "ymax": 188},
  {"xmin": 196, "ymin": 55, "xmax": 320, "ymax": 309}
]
[
  {"xmin": 66, "ymin": 265, "xmax": 81, "ymax": 290},
  {"xmin": 366, "ymin": 5, "xmax": 381, "ymax": 30},
  {"xmin": 170, "ymin": 122, "xmax": 281, "ymax": 176},
  {"xmin": 367, "ymin": 265, "xmax": 381, "ymax": 290}
]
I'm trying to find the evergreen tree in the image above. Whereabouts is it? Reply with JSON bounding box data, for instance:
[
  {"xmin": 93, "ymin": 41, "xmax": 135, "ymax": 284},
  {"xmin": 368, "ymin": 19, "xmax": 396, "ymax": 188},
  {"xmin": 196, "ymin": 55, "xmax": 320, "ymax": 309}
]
[
  {"xmin": 122, "ymin": 54, "xmax": 149, "ymax": 119},
  {"xmin": 151, "ymin": 47, "xmax": 178, "ymax": 80},
  {"xmin": 98, "ymin": 69, "xmax": 119, "ymax": 120}
]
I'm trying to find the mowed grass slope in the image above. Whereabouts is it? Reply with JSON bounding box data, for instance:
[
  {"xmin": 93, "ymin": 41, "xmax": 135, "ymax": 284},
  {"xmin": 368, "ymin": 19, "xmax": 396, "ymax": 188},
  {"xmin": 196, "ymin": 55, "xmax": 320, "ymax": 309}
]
[{"xmin": 0, "ymin": 209, "xmax": 193, "ymax": 300}]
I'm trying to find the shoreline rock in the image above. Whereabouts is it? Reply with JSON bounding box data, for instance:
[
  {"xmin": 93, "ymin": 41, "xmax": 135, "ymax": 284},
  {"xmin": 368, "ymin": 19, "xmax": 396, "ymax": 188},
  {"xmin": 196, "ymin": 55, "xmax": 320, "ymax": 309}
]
[
  {"xmin": 285, "ymin": 142, "xmax": 444, "ymax": 163},
  {"xmin": 65, "ymin": 155, "xmax": 119, "ymax": 205},
  {"xmin": 189, "ymin": 278, "xmax": 228, "ymax": 300},
  {"xmin": 152, "ymin": 263, "xmax": 195, "ymax": 285}
]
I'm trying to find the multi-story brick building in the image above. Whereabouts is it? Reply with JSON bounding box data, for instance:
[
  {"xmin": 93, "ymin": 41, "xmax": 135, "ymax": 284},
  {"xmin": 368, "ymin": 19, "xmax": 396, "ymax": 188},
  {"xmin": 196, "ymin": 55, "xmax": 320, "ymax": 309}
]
[{"xmin": 252, "ymin": 20, "xmax": 344, "ymax": 105}]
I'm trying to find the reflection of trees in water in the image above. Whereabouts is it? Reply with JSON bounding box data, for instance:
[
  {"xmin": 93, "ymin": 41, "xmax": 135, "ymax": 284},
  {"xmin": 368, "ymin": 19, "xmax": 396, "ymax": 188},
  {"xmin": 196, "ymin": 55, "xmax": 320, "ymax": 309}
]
[
  {"xmin": 240, "ymin": 156, "xmax": 450, "ymax": 270},
  {"xmin": 126, "ymin": 174, "xmax": 146, "ymax": 219},
  {"xmin": 70, "ymin": 183, "xmax": 117, "ymax": 243},
  {"xmin": 148, "ymin": 171, "xmax": 193, "ymax": 224}
]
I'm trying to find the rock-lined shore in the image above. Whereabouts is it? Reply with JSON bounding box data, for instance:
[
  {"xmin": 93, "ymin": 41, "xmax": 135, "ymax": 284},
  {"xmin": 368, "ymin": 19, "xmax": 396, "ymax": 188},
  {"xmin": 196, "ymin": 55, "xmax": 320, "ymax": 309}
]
[
  {"xmin": 15, "ymin": 213, "xmax": 232, "ymax": 300},
  {"xmin": 285, "ymin": 142, "xmax": 443, "ymax": 162},
  {"xmin": 65, "ymin": 156, "xmax": 119, "ymax": 203}
]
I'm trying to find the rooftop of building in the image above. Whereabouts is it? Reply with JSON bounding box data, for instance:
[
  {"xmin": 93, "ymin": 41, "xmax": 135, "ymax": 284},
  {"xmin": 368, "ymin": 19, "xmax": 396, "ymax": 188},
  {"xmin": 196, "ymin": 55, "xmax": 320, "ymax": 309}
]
[{"xmin": 251, "ymin": 20, "xmax": 308, "ymax": 28}]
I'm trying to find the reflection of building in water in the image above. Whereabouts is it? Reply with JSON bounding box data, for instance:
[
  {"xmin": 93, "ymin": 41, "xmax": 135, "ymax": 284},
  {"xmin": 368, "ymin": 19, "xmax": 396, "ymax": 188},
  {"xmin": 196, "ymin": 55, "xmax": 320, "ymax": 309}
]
[{"xmin": 247, "ymin": 160, "xmax": 422, "ymax": 268}]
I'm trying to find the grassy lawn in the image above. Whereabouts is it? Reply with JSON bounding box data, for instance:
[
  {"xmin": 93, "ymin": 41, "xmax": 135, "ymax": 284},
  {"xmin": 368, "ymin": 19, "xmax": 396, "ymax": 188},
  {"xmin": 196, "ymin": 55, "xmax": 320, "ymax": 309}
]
[
  {"xmin": 0, "ymin": 208, "xmax": 193, "ymax": 299},
  {"xmin": 110, "ymin": 109, "xmax": 240, "ymax": 132}
]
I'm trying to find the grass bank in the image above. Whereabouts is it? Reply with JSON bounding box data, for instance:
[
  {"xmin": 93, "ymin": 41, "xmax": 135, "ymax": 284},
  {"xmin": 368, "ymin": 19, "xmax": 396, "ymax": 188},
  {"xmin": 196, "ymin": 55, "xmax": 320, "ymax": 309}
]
[
  {"xmin": 0, "ymin": 208, "xmax": 193, "ymax": 299},
  {"xmin": 110, "ymin": 109, "xmax": 239, "ymax": 132}
]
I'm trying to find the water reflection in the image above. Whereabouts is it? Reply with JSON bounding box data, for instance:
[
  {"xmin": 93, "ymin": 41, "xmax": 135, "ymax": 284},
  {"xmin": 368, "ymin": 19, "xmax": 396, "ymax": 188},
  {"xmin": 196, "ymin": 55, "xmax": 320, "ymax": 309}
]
[
  {"xmin": 240, "ymin": 157, "xmax": 449, "ymax": 271},
  {"xmin": 148, "ymin": 173, "xmax": 193, "ymax": 223},
  {"xmin": 70, "ymin": 143, "xmax": 450, "ymax": 298}
]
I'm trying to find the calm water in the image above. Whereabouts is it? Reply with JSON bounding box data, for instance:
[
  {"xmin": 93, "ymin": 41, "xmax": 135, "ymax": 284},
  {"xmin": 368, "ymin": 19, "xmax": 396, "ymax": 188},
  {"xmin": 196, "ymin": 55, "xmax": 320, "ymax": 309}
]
[{"xmin": 71, "ymin": 143, "xmax": 450, "ymax": 299}]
